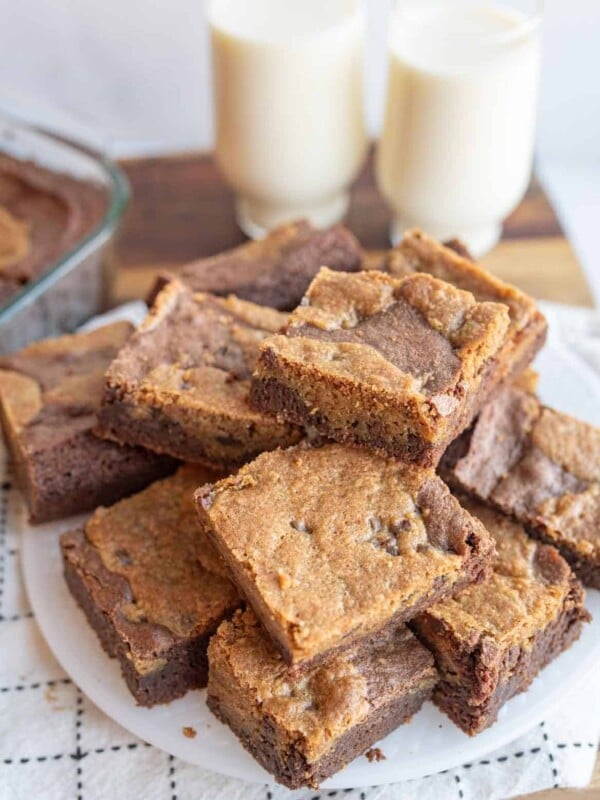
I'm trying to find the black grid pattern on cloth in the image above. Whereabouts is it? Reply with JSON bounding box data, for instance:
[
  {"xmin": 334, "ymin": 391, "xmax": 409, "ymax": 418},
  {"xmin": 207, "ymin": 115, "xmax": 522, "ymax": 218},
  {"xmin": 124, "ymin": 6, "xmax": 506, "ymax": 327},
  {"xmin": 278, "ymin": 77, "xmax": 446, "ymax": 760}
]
[
  {"xmin": 257, "ymin": 724, "xmax": 599, "ymax": 800},
  {"xmin": 0, "ymin": 448, "xmax": 597, "ymax": 800},
  {"xmin": 0, "ymin": 477, "xmax": 11, "ymax": 619},
  {"xmin": 2, "ymin": 742, "xmax": 153, "ymax": 767}
]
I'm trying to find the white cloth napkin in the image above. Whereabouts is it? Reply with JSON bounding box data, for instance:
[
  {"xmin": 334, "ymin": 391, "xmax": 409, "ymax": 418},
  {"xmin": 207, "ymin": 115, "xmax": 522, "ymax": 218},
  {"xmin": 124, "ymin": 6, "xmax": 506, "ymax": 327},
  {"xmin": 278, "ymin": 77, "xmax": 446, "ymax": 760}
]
[{"xmin": 1, "ymin": 301, "xmax": 598, "ymax": 800}]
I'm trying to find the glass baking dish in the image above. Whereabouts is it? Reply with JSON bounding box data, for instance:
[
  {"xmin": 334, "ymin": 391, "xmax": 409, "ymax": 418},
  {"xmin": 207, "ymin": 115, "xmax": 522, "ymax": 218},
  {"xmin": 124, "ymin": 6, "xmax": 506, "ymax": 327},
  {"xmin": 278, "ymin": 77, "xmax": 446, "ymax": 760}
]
[{"xmin": 0, "ymin": 115, "xmax": 129, "ymax": 354}]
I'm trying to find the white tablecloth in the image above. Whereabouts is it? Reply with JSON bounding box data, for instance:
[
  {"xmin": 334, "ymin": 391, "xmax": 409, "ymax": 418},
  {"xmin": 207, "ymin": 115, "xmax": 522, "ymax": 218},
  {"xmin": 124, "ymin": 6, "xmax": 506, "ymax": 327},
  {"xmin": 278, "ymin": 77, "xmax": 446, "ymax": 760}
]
[{"xmin": 1, "ymin": 301, "xmax": 599, "ymax": 800}]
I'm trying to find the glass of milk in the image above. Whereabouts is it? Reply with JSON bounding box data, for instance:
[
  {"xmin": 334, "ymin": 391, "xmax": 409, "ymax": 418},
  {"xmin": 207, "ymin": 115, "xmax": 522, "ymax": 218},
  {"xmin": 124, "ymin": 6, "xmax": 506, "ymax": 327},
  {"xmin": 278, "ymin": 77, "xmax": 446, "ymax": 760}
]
[
  {"xmin": 208, "ymin": 0, "xmax": 367, "ymax": 238},
  {"xmin": 376, "ymin": 0, "xmax": 543, "ymax": 256}
]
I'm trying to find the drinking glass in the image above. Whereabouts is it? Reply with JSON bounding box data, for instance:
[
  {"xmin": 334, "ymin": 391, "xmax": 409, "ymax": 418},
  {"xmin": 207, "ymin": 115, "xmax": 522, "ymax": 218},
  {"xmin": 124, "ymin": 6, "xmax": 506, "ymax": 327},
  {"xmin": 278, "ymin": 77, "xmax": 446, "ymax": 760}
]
[
  {"xmin": 376, "ymin": 0, "xmax": 543, "ymax": 256},
  {"xmin": 208, "ymin": 0, "xmax": 368, "ymax": 238}
]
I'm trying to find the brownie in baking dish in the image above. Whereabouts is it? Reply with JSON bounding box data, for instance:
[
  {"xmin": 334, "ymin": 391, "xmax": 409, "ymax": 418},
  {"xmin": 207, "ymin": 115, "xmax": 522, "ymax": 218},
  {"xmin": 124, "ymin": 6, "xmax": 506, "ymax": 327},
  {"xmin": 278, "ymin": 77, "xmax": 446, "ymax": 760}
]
[
  {"xmin": 95, "ymin": 280, "xmax": 302, "ymax": 469},
  {"xmin": 443, "ymin": 385, "xmax": 600, "ymax": 589},
  {"xmin": 60, "ymin": 465, "xmax": 240, "ymax": 706},
  {"xmin": 250, "ymin": 267, "xmax": 510, "ymax": 467},
  {"xmin": 196, "ymin": 442, "xmax": 494, "ymax": 668},
  {"xmin": 411, "ymin": 497, "xmax": 589, "ymax": 735},
  {"xmin": 0, "ymin": 152, "xmax": 107, "ymax": 287},
  {"xmin": 0, "ymin": 322, "xmax": 175, "ymax": 523},
  {"xmin": 155, "ymin": 220, "xmax": 363, "ymax": 311},
  {"xmin": 207, "ymin": 608, "xmax": 437, "ymax": 789},
  {"xmin": 387, "ymin": 229, "xmax": 547, "ymax": 383}
]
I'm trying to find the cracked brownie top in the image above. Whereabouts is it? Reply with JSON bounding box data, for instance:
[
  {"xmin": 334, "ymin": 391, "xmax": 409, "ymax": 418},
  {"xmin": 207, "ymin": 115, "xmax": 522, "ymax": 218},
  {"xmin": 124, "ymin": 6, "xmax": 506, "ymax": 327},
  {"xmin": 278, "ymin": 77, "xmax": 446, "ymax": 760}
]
[
  {"xmin": 445, "ymin": 386, "xmax": 600, "ymax": 563},
  {"xmin": 0, "ymin": 321, "xmax": 133, "ymax": 449},
  {"xmin": 252, "ymin": 268, "xmax": 510, "ymax": 447},
  {"xmin": 418, "ymin": 497, "xmax": 584, "ymax": 649},
  {"xmin": 209, "ymin": 607, "xmax": 436, "ymax": 762},
  {"xmin": 388, "ymin": 229, "xmax": 546, "ymax": 343},
  {"xmin": 286, "ymin": 268, "xmax": 508, "ymax": 397},
  {"xmin": 196, "ymin": 442, "xmax": 494, "ymax": 665},
  {"xmin": 102, "ymin": 280, "xmax": 302, "ymax": 427},
  {"xmin": 61, "ymin": 465, "xmax": 239, "ymax": 672}
]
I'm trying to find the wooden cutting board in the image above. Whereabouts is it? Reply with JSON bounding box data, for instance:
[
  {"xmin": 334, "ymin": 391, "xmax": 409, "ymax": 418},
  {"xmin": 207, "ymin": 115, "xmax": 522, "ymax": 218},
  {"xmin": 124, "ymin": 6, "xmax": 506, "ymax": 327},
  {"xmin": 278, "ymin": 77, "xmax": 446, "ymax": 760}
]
[
  {"xmin": 114, "ymin": 151, "xmax": 598, "ymax": 799},
  {"xmin": 114, "ymin": 150, "xmax": 593, "ymax": 309}
]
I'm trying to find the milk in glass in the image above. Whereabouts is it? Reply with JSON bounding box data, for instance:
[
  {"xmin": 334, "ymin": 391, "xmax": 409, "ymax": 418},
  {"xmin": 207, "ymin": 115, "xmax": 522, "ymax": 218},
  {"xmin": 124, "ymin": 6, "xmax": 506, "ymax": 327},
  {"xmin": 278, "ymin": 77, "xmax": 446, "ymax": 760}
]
[
  {"xmin": 376, "ymin": 1, "xmax": 542, "ymax": 255},
  {"xmin": 209, "ymin": 0, "xmax": 367, "ymax": 237}
]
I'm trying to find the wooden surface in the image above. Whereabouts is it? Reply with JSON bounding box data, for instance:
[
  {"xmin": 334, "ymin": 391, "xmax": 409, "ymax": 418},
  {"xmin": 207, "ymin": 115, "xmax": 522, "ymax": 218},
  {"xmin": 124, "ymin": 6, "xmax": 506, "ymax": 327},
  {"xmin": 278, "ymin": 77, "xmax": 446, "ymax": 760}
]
[
  {"xmin": 114, "ymin": 151, "xmax": 594, "ymax": 308},
  {"xmin": 114, "ymin": 151, "xmax": 598, "ymax": 799}
]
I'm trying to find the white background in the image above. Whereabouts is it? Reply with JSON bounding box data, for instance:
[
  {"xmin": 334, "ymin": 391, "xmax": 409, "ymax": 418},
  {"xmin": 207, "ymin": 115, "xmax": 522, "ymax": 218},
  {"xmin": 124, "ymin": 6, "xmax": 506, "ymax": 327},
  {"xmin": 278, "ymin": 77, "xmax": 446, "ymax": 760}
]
[{"xmin": 0, "ymin": 0, "xmax": 598, "ymax": 295}]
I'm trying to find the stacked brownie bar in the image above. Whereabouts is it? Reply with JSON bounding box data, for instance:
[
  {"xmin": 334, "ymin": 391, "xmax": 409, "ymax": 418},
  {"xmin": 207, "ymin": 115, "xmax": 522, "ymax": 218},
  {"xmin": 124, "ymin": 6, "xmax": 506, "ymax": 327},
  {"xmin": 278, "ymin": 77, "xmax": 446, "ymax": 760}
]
[
  {"xmin": 157, "ymin": 219, "xmax": 364, "ymax": 310},
  {"xmin": 0, "ymin": 224, "xmax": 589, "ymax": 790},
  {"xmin": 208, "ymin": 607, "xmax": 437, "ymax": 788},
  {"xmin": 196, "ymin": 442, "xmax": 492, "ymax": 786},
  {"xmin": 443, "ymin": 385, "xmax": 600, "ymax": 588},
  {"xmin": 250, "ymin": 267, "xmax": 512, "ymax": 466},
  {"xmin": 386, "ymin": 229, "xmax": 548, "ymax": 381},
  {"xmin": 196, "ymin": 231, "xmax": 589, "ymax": 785},
  {"xmin": 197, "ymin": 443, "xmax": 495, "ymax": 667},
  {"xmin": 95, "ymin": 280, "xmax": 302, "ymax": 468},
  {"xmin": 411, "ymin": 496, "xmax": 590, "ymax": 734},
  {"xmin": 61, "ymin": 465, "xmax": 240, "ymax": 705},
  {"xmin": 0, "ymin": 322, "xmax": 175, "ymax": 522}
]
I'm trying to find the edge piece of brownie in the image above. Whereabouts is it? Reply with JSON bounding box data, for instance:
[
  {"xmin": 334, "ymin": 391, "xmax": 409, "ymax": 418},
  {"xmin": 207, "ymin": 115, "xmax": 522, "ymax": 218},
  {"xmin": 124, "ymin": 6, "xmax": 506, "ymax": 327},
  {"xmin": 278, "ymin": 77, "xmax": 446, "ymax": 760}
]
[
  {"xmin": 207, "ymin": 608, "xmax": 437, "ymax": 789},
  {"xmin": 411, "ymin": 497, "xmax": 589, "ymax": 735},
  {"xmin": 155, "ymin": 220, "xmax": 363, "ymax": 311},
  {"xmin": 60, "ymin": 465, "xmax": 240, "ymax": 706},
  {"xmin": 0, "ymin": 322, "xmax": 175, "ymax": 523},
  {"xmin": 442, "ymin": 386, "xmax": 600, "ymax": 588},
  {"xmin": 251, "ymin": 267, "xmax": 510, "ymax": 467},
  {"xmin": 387, "ymin": 229, "xmax": 547, "ymax": 382},
  {"xmin": 95, "ymin": 280, "xmax": 302, "ymax": 469},
  {"xmin": 196, "ymin": 442, "xmax": 494, "ymax": 668}
]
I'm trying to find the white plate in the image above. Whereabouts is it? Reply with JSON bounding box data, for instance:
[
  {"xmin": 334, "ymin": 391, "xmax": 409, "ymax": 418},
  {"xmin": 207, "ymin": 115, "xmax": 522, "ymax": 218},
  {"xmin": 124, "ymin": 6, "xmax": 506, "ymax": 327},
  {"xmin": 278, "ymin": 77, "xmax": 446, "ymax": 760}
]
[{"xmin": 19, "ymin": 306, "xmax": 600, "ymax": 789}]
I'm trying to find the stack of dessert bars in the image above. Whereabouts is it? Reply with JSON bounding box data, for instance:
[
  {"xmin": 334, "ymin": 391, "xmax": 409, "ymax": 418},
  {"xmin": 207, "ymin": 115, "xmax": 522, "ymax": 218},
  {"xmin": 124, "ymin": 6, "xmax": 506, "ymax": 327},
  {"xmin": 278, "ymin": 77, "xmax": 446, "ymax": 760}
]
[{"xmin": 0, "ymin": 226, "xmax": 596, "ymax": 790}]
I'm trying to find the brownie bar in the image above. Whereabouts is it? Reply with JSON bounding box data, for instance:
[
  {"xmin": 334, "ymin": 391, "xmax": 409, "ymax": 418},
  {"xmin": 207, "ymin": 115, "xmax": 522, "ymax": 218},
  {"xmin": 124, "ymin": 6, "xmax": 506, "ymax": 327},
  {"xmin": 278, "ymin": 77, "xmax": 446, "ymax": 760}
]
[
  {"xmin": 411, "ymin": 498, "xmax": 589, "ymax": 734},
  {"xmin": 251, "ymin": 267, "xmax": 510, "ymax": 467},
  {"xmin": 387, "ymin": 229, "xmax": 547, "ymax": 382},
  {"xmin": 196, "ymin": 442, "xmax": 494, "ymax": 668},
  {"xmin": 0, "ymin": 322, "xmax": 175, "ymax": 523},
  {"xmin": 154, "ymin": 220, "xmax": 363, "ymax": 311},
  {"xmin": 0, "ymin": 152, "xmax": 107, "ymax": 285},
  {"xmin": 207, "ymin": 608, "xmax": 437, "ymax": 789},
  {"xmin": 95, "ymin": 280, "xmax": 302, "ymax": 469},
  {"xmin": 443, "ymin": 386, "xmax": 600, "ymax": 588},
  {"xmin": 60, "ymin": 465, "xmax": 240, "ymax": 706}
]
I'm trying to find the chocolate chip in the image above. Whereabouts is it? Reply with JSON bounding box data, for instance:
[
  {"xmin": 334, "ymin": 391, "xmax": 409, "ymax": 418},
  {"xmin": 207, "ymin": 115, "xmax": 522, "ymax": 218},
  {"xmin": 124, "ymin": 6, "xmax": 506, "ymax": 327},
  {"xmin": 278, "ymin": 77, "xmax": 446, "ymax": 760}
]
[
  {"xmin": 290, "ymin": 519, "xmax": 311, "ymax": 534},
  {"xmin": 115, "ymin": 549, "xmax": 132, "ymax": 566}
]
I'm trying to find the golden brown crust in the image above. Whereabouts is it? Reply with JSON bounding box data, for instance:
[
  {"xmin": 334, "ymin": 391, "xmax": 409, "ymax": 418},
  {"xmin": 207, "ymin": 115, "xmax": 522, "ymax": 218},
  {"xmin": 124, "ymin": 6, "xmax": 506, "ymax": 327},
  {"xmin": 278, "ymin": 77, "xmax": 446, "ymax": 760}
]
[
  {"xmin": 287, "ymin": 269, "xmax": 508, "ymax": 379},
  {"xmin": 388, "ymin": 229, "xmax": 540, "ymax": 332},
  {"xmin": 0, "ymin": 369, "xmax": 42, "ymax": 432},
  {"xmin": 411, "ymin": 495, "xmax": 589, "ymax": 734},
  {"xmin": 196, "ymin": 442, "xmax": 494, "ymax": 666},
  {"xmin": 62, "ymin": 466, "xmax": 240, "ymax": 672},
  {"xmin": 387, "ymin": 230, "xmax": 548, "ymax": 382},
  {"xmin": 97, "ymin": 281, "xmax": 302, "ymax": 467},
  {"xmin": 210, "ymin": 609, "xmax": 369, "ymax": 763},
  {"xmin": 0, "ymin": 322, "xmax": 174, "ymax": 523},
  {"xmin": 0, "ymin": 321, "xmax": 132, "ymax": 385},
  {"xmin": 208, "ymin": 608, "xmax": 436, "ymax": 766},
  {"xmin": 445, "ymin": 386, "xmax": 600, "ymax": 587},
  {"xmin": 512, "ymin": 367, "xmax": 539, "ymax": 394},
  {"xmin": 418, "ymin": 498, "xmax": 576, "ymax": 648},
  {"xmin": 531, "ymin": 408, "xmax": 600, "ymax": 484},
  {"xmin": 251, "ymin": 267, "xmax": 510, "ymax": 466}
]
